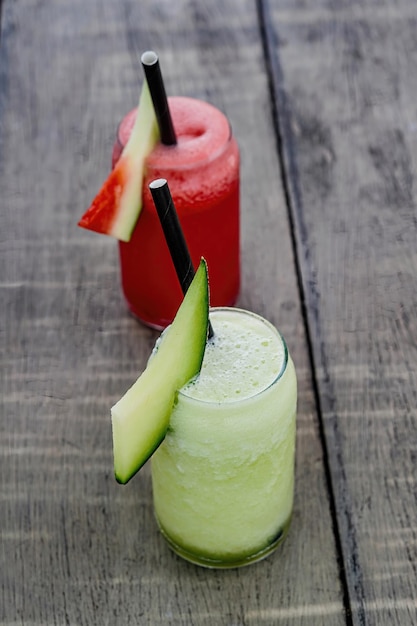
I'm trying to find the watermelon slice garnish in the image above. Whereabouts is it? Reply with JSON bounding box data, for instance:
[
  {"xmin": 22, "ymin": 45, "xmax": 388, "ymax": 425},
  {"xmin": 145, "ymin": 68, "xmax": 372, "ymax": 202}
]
[{"xmin": 78, "ymin": 80, "xmax": 159, "ymax": 242}]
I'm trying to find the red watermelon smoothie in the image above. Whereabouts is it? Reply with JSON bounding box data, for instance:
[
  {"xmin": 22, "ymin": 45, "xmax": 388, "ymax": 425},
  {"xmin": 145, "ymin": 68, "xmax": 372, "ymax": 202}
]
[{"xmin": 112, "ymin": 97, "xmax": 240, "ymax": 329}]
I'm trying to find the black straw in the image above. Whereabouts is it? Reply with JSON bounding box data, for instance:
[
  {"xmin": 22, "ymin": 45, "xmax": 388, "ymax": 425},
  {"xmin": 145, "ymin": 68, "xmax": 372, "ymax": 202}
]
[
  {"xmin": 141, "ymin": 51, "xmax": 177, "ymax": 146},
  {"xmin": 149, "ymin": 179, "xmax": 213, "ymax": 339}
]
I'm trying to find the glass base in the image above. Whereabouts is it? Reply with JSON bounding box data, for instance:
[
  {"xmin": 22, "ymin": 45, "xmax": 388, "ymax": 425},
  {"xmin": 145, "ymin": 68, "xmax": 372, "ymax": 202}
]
[
  {"xmin": 127, "ymin": 308, "xmax": 167, "ymax": 332},
  {"xmin": 125, "ymin": 295, "xmax": 239, "ymax": 332},
  {"xmin": 156, "ymin": 516, "xmax": 292, "ymax": 569}
]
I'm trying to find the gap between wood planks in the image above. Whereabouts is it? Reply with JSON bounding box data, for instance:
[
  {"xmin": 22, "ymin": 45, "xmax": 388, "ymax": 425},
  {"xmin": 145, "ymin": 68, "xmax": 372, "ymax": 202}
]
[{"xmin": 255, "ymin": 1, "xmax": 359, "ymax": 624}]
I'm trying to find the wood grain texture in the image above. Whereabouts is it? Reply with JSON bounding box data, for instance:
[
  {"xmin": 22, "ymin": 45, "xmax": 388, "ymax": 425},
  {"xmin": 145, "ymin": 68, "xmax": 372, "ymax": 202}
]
[
  {"xmin": 0, "ymin": 0, "xmax": 346, "ymax": 624},
  {"xmin": 261, "ymin": 0, "xmax": 417, "ymax": 623}
]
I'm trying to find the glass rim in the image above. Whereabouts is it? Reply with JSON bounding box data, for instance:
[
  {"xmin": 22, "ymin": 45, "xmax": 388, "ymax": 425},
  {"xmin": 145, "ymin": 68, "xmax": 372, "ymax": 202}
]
[
  {"xmin": 178, "ymin": 307, "xmax": 289, "ymax": 405},
  {"xmin": 115, "ymin": 98, "xmax": 236, "ymax": 172}
]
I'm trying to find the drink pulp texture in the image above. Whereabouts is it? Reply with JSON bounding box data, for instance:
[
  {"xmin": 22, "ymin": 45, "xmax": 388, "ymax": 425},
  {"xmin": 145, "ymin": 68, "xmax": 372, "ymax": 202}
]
[
  {"xmin": 113, "ymin": 97, "xmax": 240, "ymax": 329},
  {"xmin": 151, "ymin": 308, "xmax": 297, "ymax": 568}
]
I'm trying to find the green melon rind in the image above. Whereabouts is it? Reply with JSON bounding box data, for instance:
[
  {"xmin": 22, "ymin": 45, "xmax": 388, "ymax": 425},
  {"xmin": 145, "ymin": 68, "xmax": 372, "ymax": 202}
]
[
  {"xmin": 111, "ymin": 259, "xmax": 209, "ymax": 484},
  {"xmin": 110, "ymin": 80, "xmax": 159, "ymax": 241}
]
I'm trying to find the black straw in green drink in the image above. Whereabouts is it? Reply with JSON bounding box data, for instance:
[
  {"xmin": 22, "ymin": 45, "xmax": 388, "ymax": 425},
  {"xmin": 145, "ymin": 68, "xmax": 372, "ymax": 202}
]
[
  {"xmin": 141, "ymin": 51, "xmax": 177, "ymax": 146},
  {"xmin": 149, "ymin": 178, "xmax": 214, "ymax": 339}
]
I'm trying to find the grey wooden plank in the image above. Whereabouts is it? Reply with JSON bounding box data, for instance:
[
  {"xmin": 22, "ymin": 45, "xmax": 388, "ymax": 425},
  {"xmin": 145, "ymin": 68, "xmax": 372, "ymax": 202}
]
[
  {"xmin": 261, "ymin": 0, "xmax": 417, "ymax": 624},
  {"xmin": 1, "ymin": 0, "xmax": 345, "ymax": 624}
]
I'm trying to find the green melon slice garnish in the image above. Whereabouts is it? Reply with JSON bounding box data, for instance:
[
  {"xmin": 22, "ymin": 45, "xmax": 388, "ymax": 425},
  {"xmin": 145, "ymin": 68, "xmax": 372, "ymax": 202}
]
[{"xmin": 111, "ymin": 259, "xmax": 209, "ymax": 484}]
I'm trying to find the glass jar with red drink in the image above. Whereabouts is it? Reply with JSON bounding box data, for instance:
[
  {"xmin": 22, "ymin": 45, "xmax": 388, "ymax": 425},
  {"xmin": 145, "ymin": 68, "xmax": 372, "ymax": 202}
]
[{"xmin": 112, "ymin": 96, "xmax": 240, "ymax": 329}]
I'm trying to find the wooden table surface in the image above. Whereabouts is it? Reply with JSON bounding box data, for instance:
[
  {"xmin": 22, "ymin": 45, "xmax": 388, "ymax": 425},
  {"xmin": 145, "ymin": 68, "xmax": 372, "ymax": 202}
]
[{"xmin": 1, "ymin": 0, "xmax": 416, "ymax": 624}]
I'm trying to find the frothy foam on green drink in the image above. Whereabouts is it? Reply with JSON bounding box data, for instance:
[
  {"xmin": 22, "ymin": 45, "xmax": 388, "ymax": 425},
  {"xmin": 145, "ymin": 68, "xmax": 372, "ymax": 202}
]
[{"xmin": 182, "ymin": 310, "xmax": 286, "ymax": 402}]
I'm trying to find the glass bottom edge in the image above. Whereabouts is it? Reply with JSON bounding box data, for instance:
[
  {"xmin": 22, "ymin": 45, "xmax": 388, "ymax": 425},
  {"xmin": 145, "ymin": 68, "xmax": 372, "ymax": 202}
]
[
  {"xmin": 156, "ymin": 515, "xmax": 292, "ymax": 569},
  {"xmin": 124, "ymin": 295, "xmax": 240, "ymax": 331}
]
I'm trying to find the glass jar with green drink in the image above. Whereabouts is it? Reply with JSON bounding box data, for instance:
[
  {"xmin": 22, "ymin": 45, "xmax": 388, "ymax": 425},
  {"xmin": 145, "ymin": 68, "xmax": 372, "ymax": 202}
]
[{"xmin": 151, "ymin": 307, "xmax": 297, "ymax": 568}]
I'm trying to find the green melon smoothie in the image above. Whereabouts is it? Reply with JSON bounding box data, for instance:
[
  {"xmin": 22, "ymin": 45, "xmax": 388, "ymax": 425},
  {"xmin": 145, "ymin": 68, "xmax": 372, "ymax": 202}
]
[{"xmin": 151, "ymin": 307, "xmax": 297, "ymax": 568}]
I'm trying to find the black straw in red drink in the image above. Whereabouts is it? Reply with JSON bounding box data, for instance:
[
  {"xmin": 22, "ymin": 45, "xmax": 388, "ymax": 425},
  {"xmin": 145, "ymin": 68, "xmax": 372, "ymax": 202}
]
[
  {"xmin": 141, "ymin": 51, "xmax": 177, "ymax": 146},
  {"xmin": 149, "ymin": 178, "xmax": 214, "ymax": 338}
]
